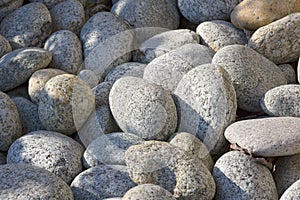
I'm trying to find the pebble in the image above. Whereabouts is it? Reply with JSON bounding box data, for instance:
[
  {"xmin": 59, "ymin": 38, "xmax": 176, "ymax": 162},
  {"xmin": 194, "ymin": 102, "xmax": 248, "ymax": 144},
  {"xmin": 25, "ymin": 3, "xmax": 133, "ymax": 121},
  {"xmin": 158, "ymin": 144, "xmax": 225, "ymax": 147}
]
[
  {"xmin": 196, "ymin": 20, "xmax": 248, "ymax": 52},
  {"xmin": 280, "ymin": 179, "xmax": 300, "ymax": 200},
  {"xmin": 0, "ymin": 164, "xmax": 74, "ymax": 199},
  {"xmin": 123, "ymin": 184, "xmax": 175, "ymax": 200},
  {"xmin": 248, "ymin": 12, "xmax": 300, "ymax": 64},
  {"xmin": 71, "ymin": 165, "xmax": 136, "ymax": 199},
  {"xmin": 125, "ymin": 141, "xmax": 216, "ymax": 200},
  {"xmin": 213, "ymin": 151, "xmax": 278, "ymax": 200},
  {"xmin": 0, "ymin": 3, "xmax": 52, "ymax": 49},
  {"xmin": 224, "ymin": 117, "xmax": 300, "ymax": 157},
  {"xmin": 260, "ymin": 84, "xmax": 300, "ymax": 117},
  {"xmin": 111, "ymin": 0, "xmax": 179, "ymax": 29},
  {"xmin": 92, "ymin": 81, "xmax": 113, "ymax": 107},
  {"xmin": 12, "ymin": 97, "xmax": 44, "ymax": 134},
  {"xmin": 0, "ymin": 91, "xmax": 22, "ymax": 151},
  {"xmin": 277, "ymin": 64, "xmax": 297, "ymax": 84},
  {"xmin": 7, "ymin": 130, "xmax": 84, "ymax": 184},
  {"xmin": 178, "ymin": 0, "xmax": 241, "ymax": 24},
  {"xmin": 83, "ymin": 132, "xmax": 144, "ymax": 167},
  {"xmin": 212, "ymin": 44, "xmax": 287, "ymax": 112},
  {"xmin": 28, "ymin": 0, "xmax": 64, "ymax": 9},
  {"xmin": 109, "ymin": 76, "xmax": 177, "ymax": 141},
  {"xmin": 231, "ymin": 0, "xmax": 300, "ymax": 30},
  {"xmin": 0, "ymin": 152, "xmax": 6, "ymax": 164},
  {"xmin": 143, "ymin": 43, "xmax": 213, "ymax": 92},
  {"xmin": 0, "ymin": 0, "xmax": 23, "ymax": 22},
  {"xmin": 50, "ymin": 0, "xmax": 85, "ymax": 35},
  {"xmin": 6, "ymin": 83, "xmax": 31, "ymax": 100},
  {"xmin": 77, "ymin": 69, "xmax": 99, "ymax": 88},
  {"xmin": 174, "ymin": 64, "xmax": 237, "ymax": 157},
  {"xmin": 0, "ymin": 47, "xmax": 52, "ymax": 92},
  {"xmin": 38, "ymin": 74, "xmax": 95, "ymax": 135},
  {"xmin": 0, "ymin": 34, "xmax": 12, "ymax": 58},
  {"xmin": 28, "ymin": 68, "xmax": 67, "ymax": 104}
]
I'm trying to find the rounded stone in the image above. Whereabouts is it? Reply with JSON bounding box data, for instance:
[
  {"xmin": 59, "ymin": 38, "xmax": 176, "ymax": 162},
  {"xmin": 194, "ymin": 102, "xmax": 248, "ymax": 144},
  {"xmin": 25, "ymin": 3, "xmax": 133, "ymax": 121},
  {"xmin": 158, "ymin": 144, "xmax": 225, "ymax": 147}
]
[
  {"xmin": 248, "ymin": 12, "xmax": 300, "ymax": 64},
  {"xmin": 0, "ymin": 0, "xmax": 23, "ymax": 22},
  {"xmin": 0, "ymin": 164, "xmax": 74, "ymax": 199},
  {"xmin": 38, "ymin": 74, "xmax": 95, "ymax": 135},
  {"xmin": 12, "ymin": 97, "xmax": 44, "ymax": 134},
  {"xmin": 0, "ymin": 34, "xmax": 12, "ymax": 58},
  {"xmin": 92, "ymin": 81, "xmax": 113, "ymax": 107},
  {"xmin": 174, "ymin": 64, "xmax": 237, "ymax": 157},
  {"xmin": 0, "ymin": 91, "xmax": 22, "ymax": 151},
  {"xmin": 261, "ymin": 84, "xmax": 300, "ymax": 117},
  {"xmin": 0, "ymin": 3, "xmax": 52, "ymax": 49},
  {"xmin": 278, "ymin": 64, "xmax": 297, "ymax": 84},
  {"xmin": 28, "ymin": 68, "xmax": 67, "ymax": 104},
  {"xmin": 44, "ymin": 30, "xmax": 83, "ymax": 74},
  {"xmin": 143, "ymin": 43, "xmax": 213, "ymax": 92},
  {"xmin": 196, "ymin": 20, "xmax": 248, "ymax": 52},
  {"xmin": 0, "ymin": 152, "xmax": 5, "ymax": 164},
  {"xmin": 280, "ymin": 179, "xmax": 300, "ymax": 200},
  {"xmin": 125, "ymin": 141, "xmax": 216, "ymax": 200},
  {"xmin": 123, "ymin": 184, "xmax": 175, "ymax": 200},
  {"xmin": 71, "ymin": 165, "xmax": 136, "ymax": 199},
  {"xmin": 109, "ymin": 76, "xmax": 177, "ymax": 141},
  {"xmin": 0, "ymin": 47, "xmax": 52, "ymax": 92},
  {"xmin": 83, "ymin": 132, "xmax": 143, "ymax": 167},
  {"xmin": 178, "ymin": 0, "xmax": 241, "ymax": 24},
  {"xmin": 77, "ymin": 69, "xmax": 99, "ymax": 88},
  {"xmin": 111, "ymin": 0, "xmax": 179, "ymax": 29},
  {"xmin": 212, "ymin": 44, "xmax": 287, "ymax": 112},
  {"xmin": 224, "ymin": 117, "xmax": 300, "ymax": 157},
  {"xmin": 213, "ymin": 151, "xmax": 278, "ymax": 200},
  {"xmin": 50, "ymin": 0, "xmax": 85, "ymax": 35},
  {"xmin": 7, "ymin": 130, "xmax": 84, "ymax": 184}
]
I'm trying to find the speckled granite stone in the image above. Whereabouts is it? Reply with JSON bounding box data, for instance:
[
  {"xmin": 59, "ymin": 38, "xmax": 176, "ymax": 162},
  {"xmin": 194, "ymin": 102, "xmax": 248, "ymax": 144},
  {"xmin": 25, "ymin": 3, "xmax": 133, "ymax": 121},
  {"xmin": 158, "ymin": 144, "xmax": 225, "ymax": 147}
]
[
  {"xmin": 0, "ymin": 34, "xmax": 11, "ymax": 58},
  {"xmin": 92, "ymin": 81, "xmax": 113, "ymax": 107},
  {"xmin": 77, "ymin": 69, "xmax": 99, "ymax": 88},
  {"xmin": 0, "ymin": 0, "xmax": 23, "ymax": 22},
  {"xmin": 277, "ymin": 64, "xmax": 297, "ymax": 84},
  {"xmin": 280, "ymin": 179, "xmax": 300, "ymax": 200},
  {"xmin": 28, "ymin": 0, "xmax": 64, "ymax": 9}
]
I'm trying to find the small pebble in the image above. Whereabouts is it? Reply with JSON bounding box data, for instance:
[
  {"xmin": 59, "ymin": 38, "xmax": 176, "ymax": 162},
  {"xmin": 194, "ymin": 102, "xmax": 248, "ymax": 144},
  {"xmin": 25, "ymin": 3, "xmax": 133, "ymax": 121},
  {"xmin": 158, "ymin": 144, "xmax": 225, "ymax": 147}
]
[
  {"xmin": 277, "ymin": 64, "xmax": 297, "ymax": 84},
  {"xmin": 77, "ymin": 69, "xmax": 99, "ymax": 88},
  {"xmin": 280, "ymin": 179, "xmax": 300, "ymax": 200},
  {"xmin": 0, "ymin": 34, "xmax": 12, "ymax": 58}
]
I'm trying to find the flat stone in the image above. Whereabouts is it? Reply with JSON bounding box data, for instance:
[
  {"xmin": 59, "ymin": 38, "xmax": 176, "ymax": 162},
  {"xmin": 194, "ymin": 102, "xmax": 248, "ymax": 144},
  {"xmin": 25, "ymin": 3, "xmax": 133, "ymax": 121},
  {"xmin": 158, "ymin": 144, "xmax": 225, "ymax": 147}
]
[
  {"xmin": 174, "ymin": 64, "xmax": 237, "ymax": 157},
  {"xmin": 261, "ymin": 84, "xmax": 300, "ymax": 117},
  {"xmin": 277, "ymin": 64, "xmax": 297, "ymax": 84},
  {"xmin": 77, "ymin": 69, "xmax": 99, "ymax": 88},
  {"xmin": 92, "ymin": 81, "xmax": 113, "ymax": 107},
  {"xmin": 212, "ymin": 44, "xmax": 287, "ymax": 112},
  {"xmin": 0, "ymin": 47, "xmax": 52, "ymax": 92},
  {"xmin": 109, "ymin": 76, "xmax": 177, "ymax": 141},
  {"xmin": 213, "ymin": 151, "xmax": 278, "ymax": 200},
  {"xmin": 0, "ymin": 34, "xmax": 11, "ymax": 58},
  {"xmin": 248, "ymin": 12, "xmax": 300, "ymax": 64},
  {"xmin": 224, "ymin": 117, "xmax": 300, "ymax": 157},
  {"xmin": 280, "ymin": 179, "xmax": 300, "ymax": 200},
  {"xmin": 0, "ymin": 0, "xmax": 23, "ymax": 21},
  {"xmin": 0, "ymin": 164, "xmax": 73, "ymax": 199}
]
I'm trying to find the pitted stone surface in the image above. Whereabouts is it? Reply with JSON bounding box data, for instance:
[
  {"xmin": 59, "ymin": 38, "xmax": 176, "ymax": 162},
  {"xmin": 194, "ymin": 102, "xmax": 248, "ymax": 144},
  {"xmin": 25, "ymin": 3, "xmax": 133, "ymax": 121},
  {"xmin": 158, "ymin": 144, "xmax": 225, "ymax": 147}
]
[
  {"xmin": 278, "ymin": 64, "xmax": 297, "ymax": 84},
  {"xmin": 280, "ymin": 179, "xmax": 300, "ymax": 200},
  {"xmin": 77, "ymin": 69, "xmax": 99, "ymax": 88},
  {"xmin": 0, "ymin": 0, "xmax": 23, "ymax": 22},
  {"xmin": 0, "ymin": 34, "xmax": 11, "ymax": 58}
]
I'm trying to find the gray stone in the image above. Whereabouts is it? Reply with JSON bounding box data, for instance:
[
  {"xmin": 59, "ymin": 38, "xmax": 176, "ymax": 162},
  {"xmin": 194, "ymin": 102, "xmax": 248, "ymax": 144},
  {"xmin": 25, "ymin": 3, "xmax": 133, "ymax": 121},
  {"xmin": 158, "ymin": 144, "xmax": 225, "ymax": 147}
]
[
  {"xmin": 103, "ymin": 198, "xmax": 122, "ymax": 200},
  {"xmin": 0, "ymin": 3, "xmax": 52, "ymax": 49},
  {"xmin": 224, "ymin": 117, "xmax": 300, "ymax": 157},
  {"xmin": 249, "ymin": 13, "xmax": 300, "ymax": 64},
  {"xmin": 92, "ymin": 81, "xmax": 113, "ymax": 107},
  {"xmin": 196, "ymin": 20, "xmax": 248, "ymax": 52},
  {"xmin": 0, "ymin": 47, "xmax": 52, "ymax": 91},
  {"xmin": 0, "ymin": 91, "xmax": 22, "ymax": 151},
  {"xmin": 0, "ymin": 164, "xmax": 73, "ymax": 199},
  {"xmin": 111, "ymin": 0, "xmax": 179, "ymax": 29},
  {"xmin": 261, "ymin": 84, "xmax": 300, "ymax": 117},
  {"xmin": 280, "ymin": 179, "xmax": 300, "ymax": 200},
  {"xmin": 0, "ymin": 152, "xmax": 6, "ymax": 164},
  {"xmin": 278, "ymin": 64, "xmax": 297, "ymax": 84},
  {"xmin": 213, "ymin": 151, "xmax": 278, "ymax": 200},
  {"xmin": 77, "ymin": 69, "xmax": 99, "ymax": 88},
  {"xmin": 38, "ymin": 74, "xmax": 95, "ymax": 135},
  {"xmin": 7, "ymin": 83, "xmax": 31, "ymax": 100},
  {"xmin": 104, "ymin": 62, "xmax": 146, "ymax": 84},
  {"xmin": 12, "ymin": 97, "xmax": 44, "ymax": 134},
  {"xmin": 0, "ymin": 34, "xmax": 11, "ymax": 58},
  {"xmin": 109, "ymin": 76, "xmax": 177, "ymax": 141},
  {"xmin": 28, "ymin": 68, "xmax": 67, "ymax": 104},
  {"xmin": 125, "ymin": 141, "xmax": 216, "ymax": 200},
  {"xmin": 123, "ymin": 184, "xmax": 175, "ymax": 200},
  {"xmin": 174, "ymin": 64, "xmax": 237, "ymax": 157},
  {"xmin": 0, "ymin": 0, "xmax": 23, "ymax": 22},
  {"xmin": 7, "ymin": 130, "xmax": 84, "ymax": 184},
  {"xmin": 44, "ymin": 30, "xmax": 83, "ymax": 74},
  {"xmin": 143, "ymin": 43, "xmax": 213, "ymax": 92},
  {"xmin": 71, "ymin": 165, "xmax": 136, "ymax": 199},
  {"xmin": 28, "ymin": 0, "xmax": 64, "ymax": 9},
  {"xmin": 212, "ymin": 44, "xmax": 287, "ymax": 112},
  {"xmin": 178, "ymin": 0, "xmax": 241, "ymax": 24}
]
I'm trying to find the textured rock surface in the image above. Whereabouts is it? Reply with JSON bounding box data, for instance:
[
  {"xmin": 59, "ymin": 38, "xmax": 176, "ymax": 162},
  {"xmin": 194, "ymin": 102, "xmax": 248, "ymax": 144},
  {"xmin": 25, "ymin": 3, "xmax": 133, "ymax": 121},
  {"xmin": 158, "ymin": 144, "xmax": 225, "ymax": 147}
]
[
  {"xmin": 213, "ymin": 151, "xmax": 278, "ymax": 200},
  {"xmin": 77, "ymin": 69, "xmax": 99, "ymax": 88},
  {"xmin": 0, "ymin": 152, "xmax": 6, "ymax": 164},
  {"xmin": 280, "ymin": 179, "xmax": 300, "ymax": 200},
  {"xmin": 6, "ymin": 83, "xmax": 30, "ymax": 100},
  {"xmin": 212, "ymin": 44, "xmax": 287, "ymax": 112},
  {"xmin": 278, "ymin": 64, "xmax": 297, "ymax": 84},
  {"xmin": 225, "ymin": 117, "xmax": 300, "ymax": 157},
  {"xmin": 92, "ymin": 81, "xmax": 113, "ymax": 107},
  {"xmin": 0, "ymin": 34, "xmax": 12, "ymax": 58},
  {"xmin": 0, "ymin": 0, "xmax": 23, "ymax": 22},
  {"xmin": 28, "ymin": 0, "xmax": 65, "ymax": 9},
  {"xmin": 109, "ymin": 76, "xmax": 177, "ymax": 141}
]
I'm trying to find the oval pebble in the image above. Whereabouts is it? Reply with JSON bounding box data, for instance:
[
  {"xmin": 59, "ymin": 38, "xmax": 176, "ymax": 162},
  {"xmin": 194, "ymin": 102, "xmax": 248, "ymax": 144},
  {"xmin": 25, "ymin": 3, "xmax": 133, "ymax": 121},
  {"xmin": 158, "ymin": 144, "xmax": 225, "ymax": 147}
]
[
  {"xmin": 261, "ymin": 84, "xmax": 300, "ymax": 117},
  {"xmin": 213, "ymin": 151, "xmax": 278, "ymax": 200},
  {"xmin": 0, "ymin": 164, "xmax": 73, "ymax": 199},
  {"xmin": 92, "ymin": 81, "xmax": 113, "ymax": 107},
  {"xmin": 0, "ymin": 3, "xmax": 52, "ymax": 49},
  {"xmin": 225, "ymin": 117, "xmax": 300, "ymax": 157},
  {"xmin": 77, "ymin": 69, "xmax": 99, "ymax": 88},
  {"xmin": 0, "ymin": 34, "xmax": 12, "ymax": 58},
  {"xmin": 71, "ymin": 165, "xmax": 136, "ymax": 199},
  {"xmin": 109, "ymin": 76, "xmax": 177, "ymax": 141},
  {"xmin": 174, "ymin": 64, "xmax": 237, "ymax": 157},
  {"xmin": 0, "ymin": 47, "xmax": 52, "ymax": 92},
  {"xmin": 212, "ymin": 44, "xmax": 287, "ymax": 112},
  {"xmin": 277, "ymin": 64, "xmax": 297, "ymax": 84},
  {"xmin": 0, "ymin": 0, "xmax": 23, "ymax": 21},
  {"xmin": 7, "ymin": 130, "xmax": 84, "ymax": 184},
  {"xmin": 38, "ymin": 74, "xmax": 95, "ymax": 135},
  {"xmin": 280, "ymin": 179, "xmax": 300, "ymax": 200},
  {"xmin": 248, "ymin": 12, "xmax": 300, "ymax": 64}
]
